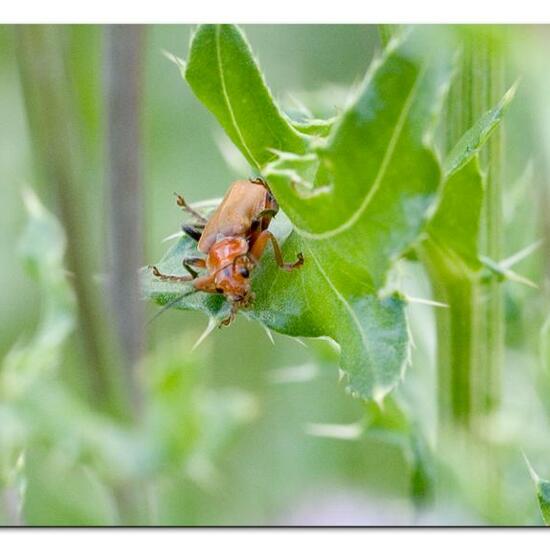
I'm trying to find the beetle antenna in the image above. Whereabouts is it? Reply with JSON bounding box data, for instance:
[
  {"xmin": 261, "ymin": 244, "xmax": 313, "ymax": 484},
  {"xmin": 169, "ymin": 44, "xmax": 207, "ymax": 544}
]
[{"xmin": 147, "ymin": 289, "xmax": 197, "ymax": 325}]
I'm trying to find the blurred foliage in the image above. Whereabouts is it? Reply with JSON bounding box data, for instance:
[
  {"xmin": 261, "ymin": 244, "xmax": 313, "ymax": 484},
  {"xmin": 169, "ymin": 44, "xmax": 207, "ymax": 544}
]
[{"xmin": 2, "ymin": 24, "xmax": 550, "ymax": 526}]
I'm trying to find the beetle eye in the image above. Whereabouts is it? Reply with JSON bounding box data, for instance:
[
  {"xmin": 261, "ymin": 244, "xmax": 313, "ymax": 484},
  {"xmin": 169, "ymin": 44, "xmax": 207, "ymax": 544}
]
[
  {"xmin": 216, "ymin": 287, "xmax": 224, "ymax": 294},
  {"xmin": 238, "ymin": 266, "xmax": 250, "ymax": 278}
]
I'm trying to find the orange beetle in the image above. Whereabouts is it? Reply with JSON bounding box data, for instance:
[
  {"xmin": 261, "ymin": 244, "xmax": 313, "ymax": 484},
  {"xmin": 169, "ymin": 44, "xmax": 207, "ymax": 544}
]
[{"xmin": 151, "ymin": 178, "xmax": 304, "ymax": 325}]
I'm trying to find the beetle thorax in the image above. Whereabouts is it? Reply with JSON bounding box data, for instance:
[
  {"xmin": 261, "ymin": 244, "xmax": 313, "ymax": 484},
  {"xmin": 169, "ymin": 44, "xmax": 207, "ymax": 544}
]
[{"xmin": 206, "ymin": 236, "xmax": 253, "ymax": 302}]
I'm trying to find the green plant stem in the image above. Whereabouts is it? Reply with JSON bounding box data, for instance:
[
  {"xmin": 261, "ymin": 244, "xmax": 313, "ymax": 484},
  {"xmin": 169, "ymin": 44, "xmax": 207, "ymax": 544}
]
[
  {"xmin": 479, "ymin": 32, "xmax": 506, "ymax": 521},
  {"xmin": 481, "ymin": 37, "xmax": 505, "ymax": 415},
  {"xmin": 104, "ymin": 24, "xmax": 150, "ymax": 526},
  {"xmin": 105, "ymin": 24, "xmax": 146, "ymax": 417},
  {"xmin": 444, "ymin": 40, "xmax": 464, "ymax": 412},
  {"xmin": 419, "ymin": 241, "xmax": 482, "ymax": 431},
  {"xmin": 461, "ymin": 30, "xmax": 505, "ymax": 432},
  {"xmin": 430, "ymin": 28, "xmax": 506, "ymax": 520}
]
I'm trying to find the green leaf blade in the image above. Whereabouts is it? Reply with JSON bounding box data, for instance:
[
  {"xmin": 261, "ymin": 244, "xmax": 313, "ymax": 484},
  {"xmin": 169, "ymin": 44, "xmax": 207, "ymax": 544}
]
[
  {"xmin": 185, "ymin": 24, "xmax": 309, "ymax": 170},
  {"xmin": 444, "ymin": 81, "xmax": 518, "ymax": 178},
  {"xmin": 426, "ymin": 156, "xmax": 484, "ymax": 273},
  {"xmin": 251, "ymin": 231, "xmax": 409, "ymax": 398}
]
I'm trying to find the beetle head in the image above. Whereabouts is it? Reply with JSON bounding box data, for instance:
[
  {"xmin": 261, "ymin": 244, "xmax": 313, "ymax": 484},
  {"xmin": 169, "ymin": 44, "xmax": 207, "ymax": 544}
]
[
  {"xmin": 208, "ymin": 237, "xmax": 256, "ymax": 304},
  {"xmin": 215, "ymin": 254, "xmax": 256, "ymax": 304}
]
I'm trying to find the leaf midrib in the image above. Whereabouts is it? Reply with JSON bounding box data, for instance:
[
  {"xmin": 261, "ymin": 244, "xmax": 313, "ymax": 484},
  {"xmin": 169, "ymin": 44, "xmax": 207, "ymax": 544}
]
[
  {"xmin": 305, "ymin": 241, "xmax": 374, "ymax": 368},
  {"xmin": 215, "ymin": 25, "xmax": 261, "ymax": 171}
]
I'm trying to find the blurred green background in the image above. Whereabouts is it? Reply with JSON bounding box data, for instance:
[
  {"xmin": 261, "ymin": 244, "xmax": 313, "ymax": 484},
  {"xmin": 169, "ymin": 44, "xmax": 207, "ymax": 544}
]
[{"xmin": 1, "ymin": 24, "xmax": 550, "ymax": 525}]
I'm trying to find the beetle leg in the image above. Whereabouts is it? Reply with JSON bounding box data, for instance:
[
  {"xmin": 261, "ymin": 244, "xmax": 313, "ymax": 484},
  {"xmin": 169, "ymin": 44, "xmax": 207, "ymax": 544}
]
[
  {"xmin": 182, "ymin": 224, "xmax": 205, "ymax": 242},
  {"xmin": 264, "ymin": 188, "xmax": 279, "ymax": 214},
  {"xmin": 174, "ymin": 192, "xmax": 208, "ymax": 224},
  {"xmin": 153, "ymin": 269, "xmax": 217, "ymax": 293},
  {"xmin": 220, "ymin": 301, "xmax": 240, "ymax": 327},
  {"xmin": 249, "ymin": 230, "xmax": 304, "ymax": 271},
  {"xmin": 192, "ymin": 273, "xmax": 219, "ymax": 294},
  {"xmin": 150, "ymin": 265, "xmax": 193, "ymax": 283},
  {"xmin": 183, "ymin": 257, "xmax": 206, "ymax": 278},
  {"xmin": 152, "ymin": 265, "xmax": 219, "ymax": 301},
  {"xmin": 249, "ymin": 176, "xmax": 268, "ymax": 187},
  {"xmin": 253, "ymin": 208, "xmax": 278, "ymax": 222}
]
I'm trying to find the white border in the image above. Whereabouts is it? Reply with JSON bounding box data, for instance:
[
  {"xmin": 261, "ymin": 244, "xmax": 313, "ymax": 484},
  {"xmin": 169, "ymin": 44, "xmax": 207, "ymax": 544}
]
[
  {"xmin": 1, "ymin": 0, "xmax": 550, "ymax": 23},
  {"xmin": 2, "ymin": 0, "xmax": 549, "ymax": 540},
  {"xmin": 1, "ymin": 529, "xmax": 549, "ymax": 549}
]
